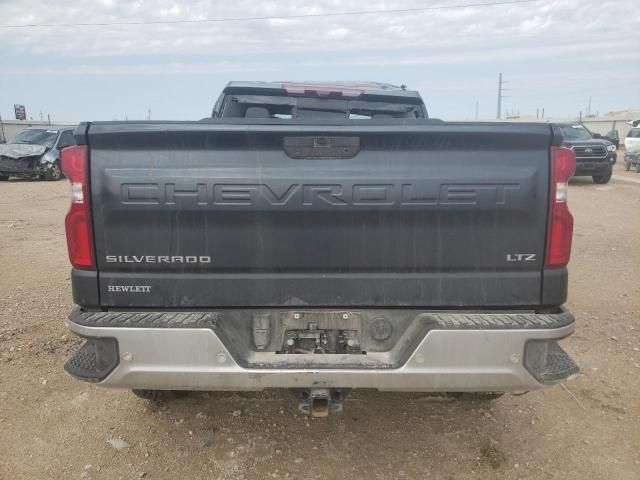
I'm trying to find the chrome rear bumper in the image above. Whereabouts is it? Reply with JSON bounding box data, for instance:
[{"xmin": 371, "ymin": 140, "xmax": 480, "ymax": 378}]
[{"xmin": 65, "ymin": 308, "xmax": 578, "ymax": 392}]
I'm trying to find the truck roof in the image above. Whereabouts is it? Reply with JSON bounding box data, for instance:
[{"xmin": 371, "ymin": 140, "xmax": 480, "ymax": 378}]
[
  {"xmin": 223, "ymin": 81, "xmax": 422, "ymax": 100},
  {"xmin": 24, "ymin": 125, "xmax": 76, "ymax": 132}
]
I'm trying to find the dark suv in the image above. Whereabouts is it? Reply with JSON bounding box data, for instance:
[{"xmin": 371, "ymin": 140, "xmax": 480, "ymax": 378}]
[
  {"xmin": 552, "ymin": 123, "xmax": 617, "ymax": 184},
  {"xmin": 0, "ymin": 126, "xmax": 76, "ymax": 181}
]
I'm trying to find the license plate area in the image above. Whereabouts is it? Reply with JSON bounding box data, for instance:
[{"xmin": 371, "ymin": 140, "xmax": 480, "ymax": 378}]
[{"xmin": 278, "ymin": 311, "xmax": 364, "ymax": 354}]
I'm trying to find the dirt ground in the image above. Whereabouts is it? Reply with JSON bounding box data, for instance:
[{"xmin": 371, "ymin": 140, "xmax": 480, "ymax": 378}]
[{"xmin": 1, "ymin": 159, "xmax": 639, "ymax": 480}]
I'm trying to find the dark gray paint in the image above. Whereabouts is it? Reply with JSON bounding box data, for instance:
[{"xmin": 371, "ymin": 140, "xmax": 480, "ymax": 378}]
[{"xmin": 81, "ymin": 121, "xmax": 560, "ymax": 308}]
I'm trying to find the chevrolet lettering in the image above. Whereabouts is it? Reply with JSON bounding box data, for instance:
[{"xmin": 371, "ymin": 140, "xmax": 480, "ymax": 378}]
[{"xmin": 120, "ymin": 182, "xmax": 522, "ymax": 208}]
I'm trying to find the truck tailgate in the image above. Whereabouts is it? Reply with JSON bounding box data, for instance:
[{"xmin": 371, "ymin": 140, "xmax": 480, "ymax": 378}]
[{"xmin": 86, "ymin": 122, "xmax": 552, "ymax": 308}]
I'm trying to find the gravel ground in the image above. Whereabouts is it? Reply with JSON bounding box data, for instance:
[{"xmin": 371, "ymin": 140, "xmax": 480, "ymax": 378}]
[{"xmin": 0, "ymin": 161, "xmax": 639, "ymax": 480}]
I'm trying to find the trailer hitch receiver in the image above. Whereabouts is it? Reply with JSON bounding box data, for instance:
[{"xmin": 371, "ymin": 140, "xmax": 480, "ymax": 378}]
[{"xmin": 290, "ymin": 388, "xmax": 350, "ymax": 417}]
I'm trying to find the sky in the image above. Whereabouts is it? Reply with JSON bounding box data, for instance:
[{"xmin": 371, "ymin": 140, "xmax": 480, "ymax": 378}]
[{"xmin": 1, "ymin": 0, "xmax": 639, "ymax": 122}]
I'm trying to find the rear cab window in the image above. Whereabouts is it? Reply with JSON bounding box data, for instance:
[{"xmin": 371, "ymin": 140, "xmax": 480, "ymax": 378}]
[
  {"xmin": 214, "ymin": 83, "xmax": 427, "ymax": 120},
  {"xmin": 221, "ymin": 95, "xmax": 425, "ymax": 120}
]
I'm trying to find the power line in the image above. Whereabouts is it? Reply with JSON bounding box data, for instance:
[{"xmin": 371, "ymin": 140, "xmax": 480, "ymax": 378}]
[{"xmin": 0, "ymin": 0, "xmax": 540, "ymax": 29}]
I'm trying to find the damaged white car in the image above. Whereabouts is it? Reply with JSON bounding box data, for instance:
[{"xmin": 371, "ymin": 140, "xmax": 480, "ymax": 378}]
[{"xmin": 0, "ymin": 126, "xmax": 76, "ymax": 181}]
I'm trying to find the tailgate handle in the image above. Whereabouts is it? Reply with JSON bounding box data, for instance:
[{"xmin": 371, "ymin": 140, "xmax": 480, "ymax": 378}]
[{"xmin": 283, "ymin": 136, "xmax": 360, "ymax": 159}]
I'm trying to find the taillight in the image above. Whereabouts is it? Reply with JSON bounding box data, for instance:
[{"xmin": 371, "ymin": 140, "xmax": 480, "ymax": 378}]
[
  {"xmin": 61, "ymin": 145, "xmax": 95, "ymax": 270},
  {"xmin": 546, "ymin": 146, "xmax": 576, "ymax": 268}
]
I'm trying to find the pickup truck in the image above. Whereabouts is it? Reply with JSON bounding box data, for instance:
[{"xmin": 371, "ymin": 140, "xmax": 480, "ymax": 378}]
[
  {"xmin": 551, "ymin": 123, "xmax": 617, "ymax": 184},
  {"xmin": 62, "ymin": 81, "xmax": 579, "ymax": 416}
]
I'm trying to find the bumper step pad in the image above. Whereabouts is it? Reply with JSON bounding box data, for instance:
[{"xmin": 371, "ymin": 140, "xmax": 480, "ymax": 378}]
[
  {"xmin": 538, "ymin": 342, "xmax": 580, "ymax": 383},
  {"xmin": 64, "ymin": 337, "xmax": 119, "ymax": 382},
  {"xmin": 524, "ymin": 340, "xmax": 579, "ymax": 384},
  {"xmin": 69, "ymin": 308, "xmax": 574, "ymax": 331},
  {"xmin": 426, "ymin": 311, "xmax": 574, "ymax": 330},
  {"xmin": 70, "ymin": 310, "xmax": 220, "ymax": 328}
]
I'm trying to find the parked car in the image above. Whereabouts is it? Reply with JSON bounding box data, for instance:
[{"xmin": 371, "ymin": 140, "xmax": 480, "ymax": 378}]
[
  {"xmin": 551, "ymin": 123, "xmax": 616, "ymax": 184},
  {"xmin": 624, "ymin": 127, "xmax": 640, "ymax": 172},
  {"xmin": 61, "ymin": 81, "xmax": 579, "ymax": 416},
  {"xmin": 624, "ymin": 151, "xmax": 640, "ymax": 172},
  {"xmin": 624, "ymin": 126, "xmax": 640, "ymax": 153},
  {"xmin": 0, "ymin": 126, "xmax": 76, "ymax": 181}
]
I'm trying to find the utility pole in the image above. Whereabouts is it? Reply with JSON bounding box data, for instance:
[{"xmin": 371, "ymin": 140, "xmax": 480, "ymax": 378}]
[
  {"xmin": 497, "ymin": 72, "xmax": 507, "ymax": 120},
  {"xmin": 147, "ymin": 108, "xmax": 151, "ymax": 120},
  {"xmin": 475, "ymin": 100, "xmax": 479, "ymax": 120}
]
